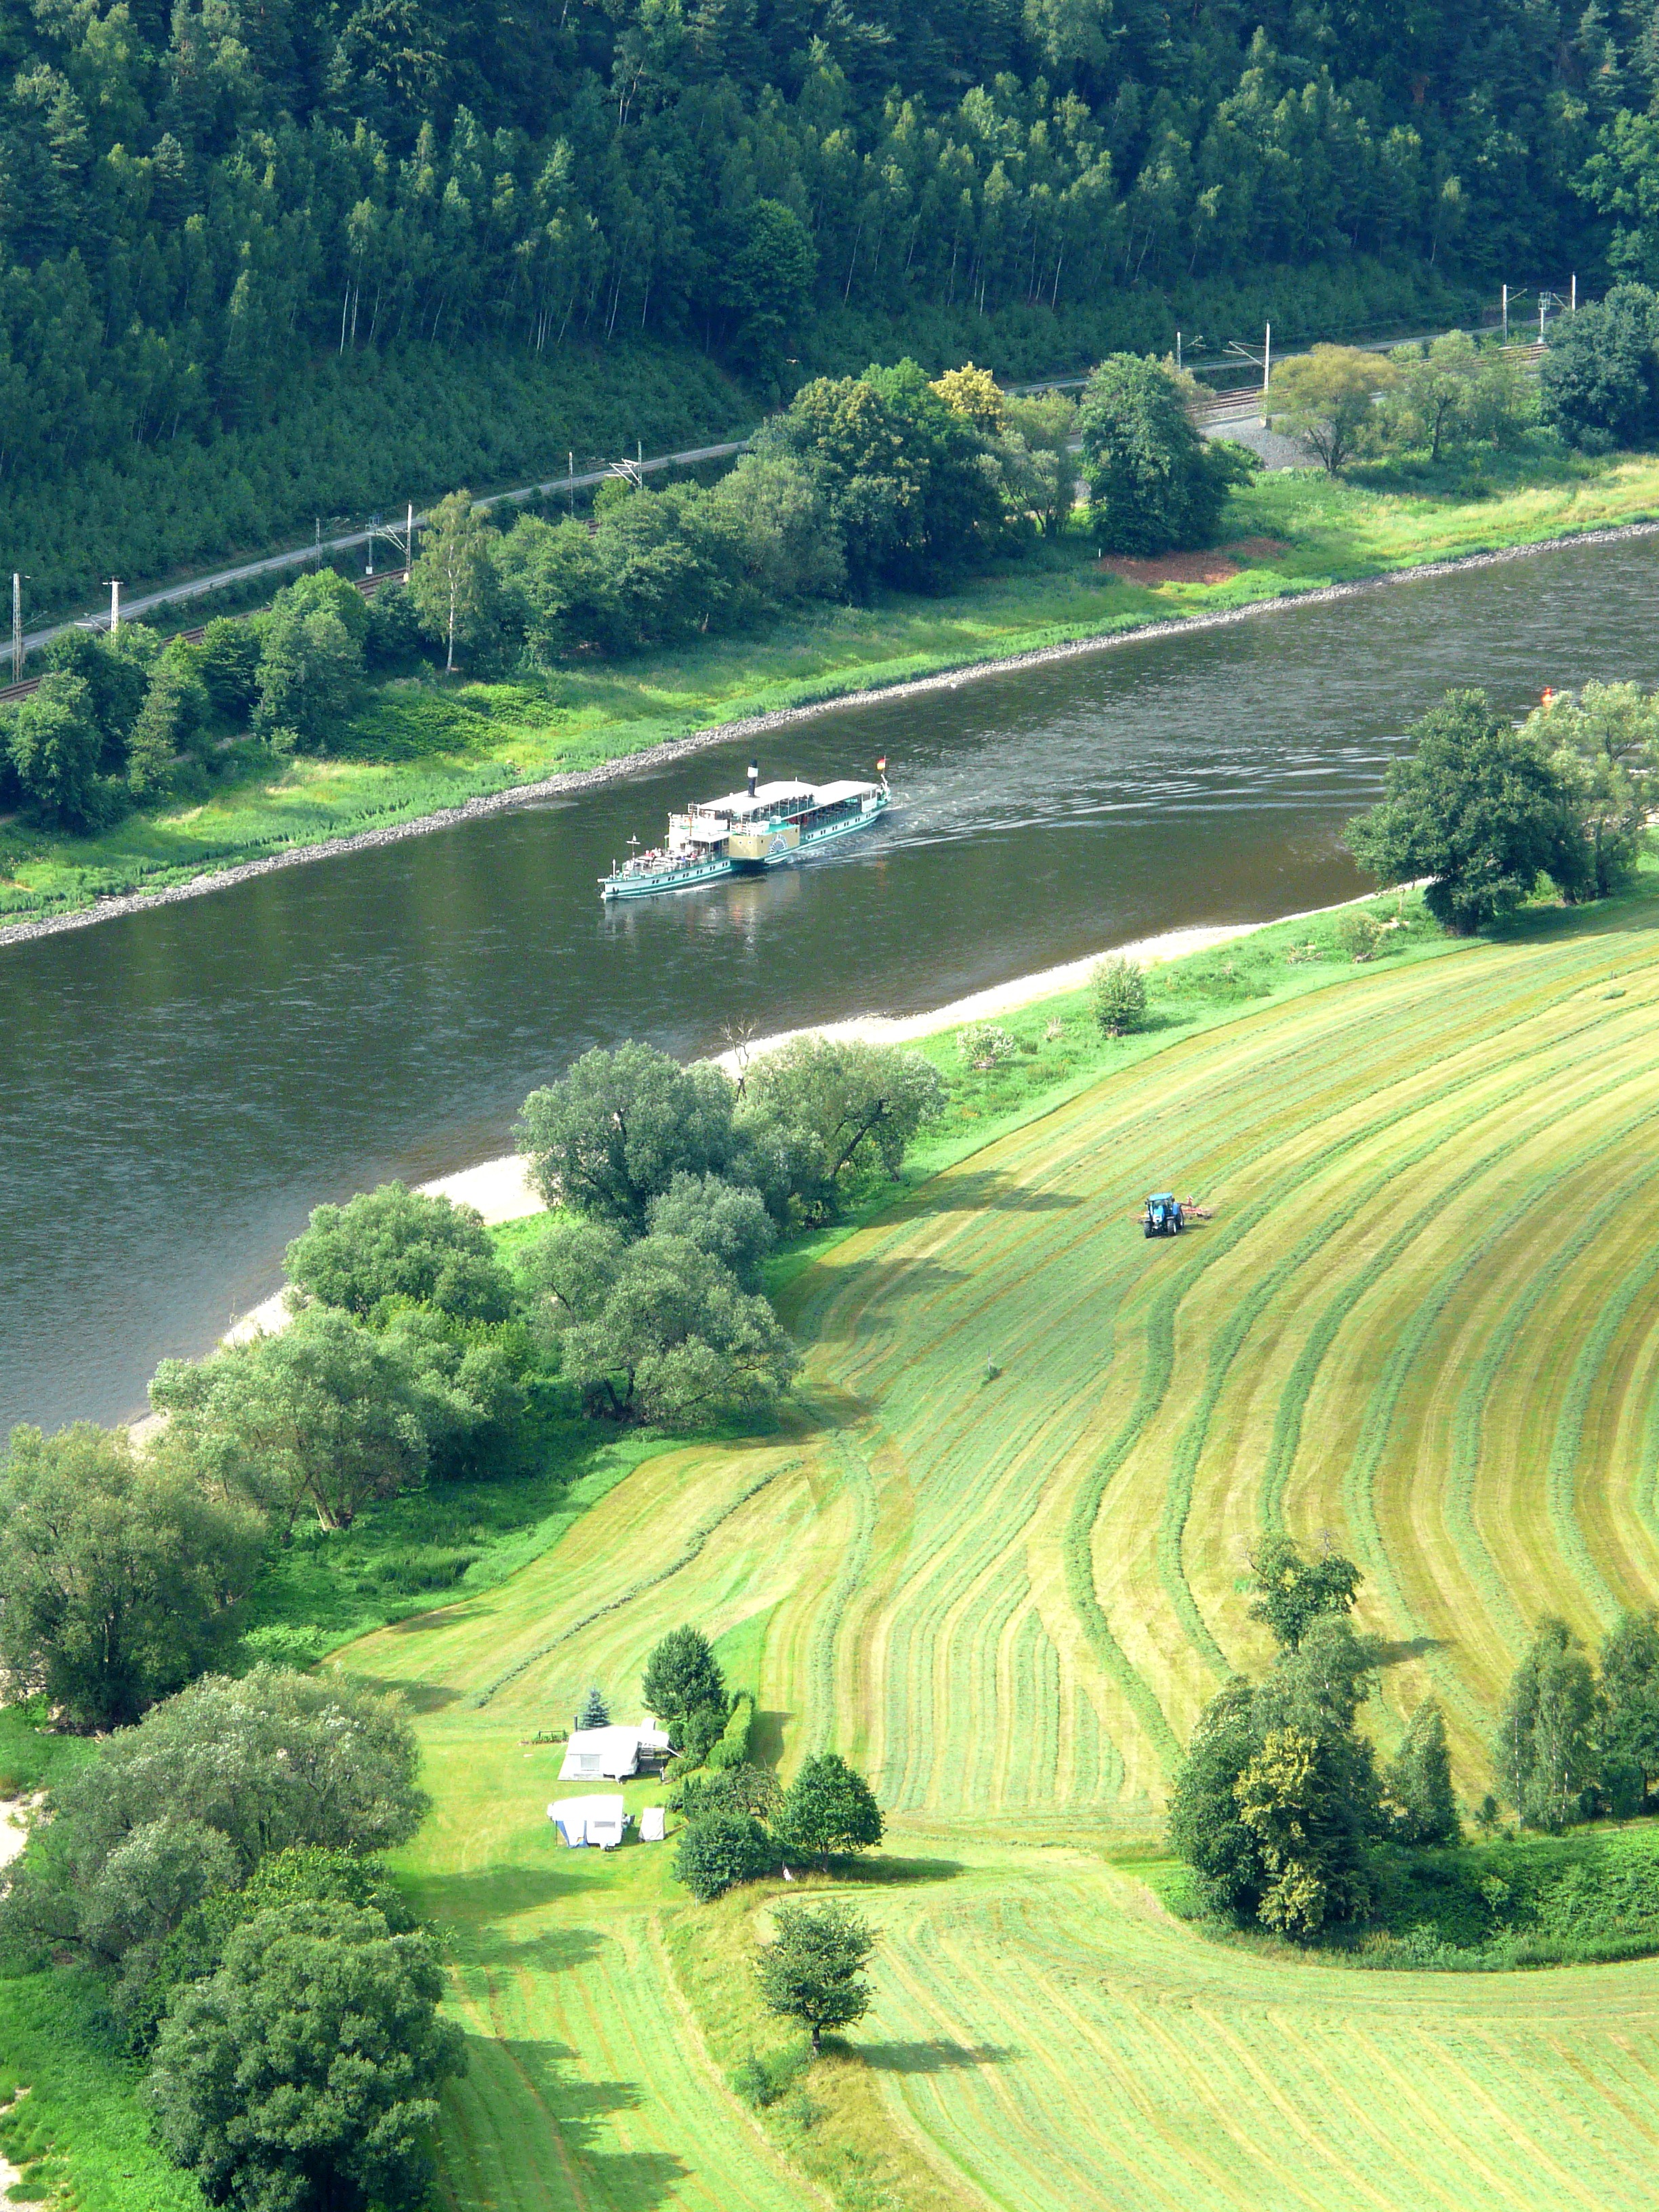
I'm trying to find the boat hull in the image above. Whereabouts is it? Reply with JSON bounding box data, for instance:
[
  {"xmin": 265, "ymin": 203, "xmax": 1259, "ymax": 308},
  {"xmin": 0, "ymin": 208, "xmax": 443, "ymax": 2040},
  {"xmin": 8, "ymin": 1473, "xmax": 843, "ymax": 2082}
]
[{"xmin": 601, "ymin": 792, "xmax": 889, "ymax": 900}]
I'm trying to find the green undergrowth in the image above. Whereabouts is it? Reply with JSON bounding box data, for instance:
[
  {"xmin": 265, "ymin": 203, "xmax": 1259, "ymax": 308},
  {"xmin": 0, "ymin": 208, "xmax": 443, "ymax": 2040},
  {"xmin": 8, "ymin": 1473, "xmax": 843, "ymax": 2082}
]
[
  {"xmin": 0, "ymin": 1971, "xmax": 203, "ymax": 2210},
  {"xmin": 7, "ymin": 449, "xmax": 1659, "ymax": 929},
  {"xmin": 237, "ymin": 1427, "xmax": 673, "ymax": 1668},
  {"xmin": 1148, "ymin": 1819, "xmax": 1659, "ymax": 1971},
  {"xmin": 0, "ymin": 1702, "xmax": 98, "ymax": 1798},
  {"xmin": 663, "ymin": 1879, "xmax": 957, "ymax": 2212}
]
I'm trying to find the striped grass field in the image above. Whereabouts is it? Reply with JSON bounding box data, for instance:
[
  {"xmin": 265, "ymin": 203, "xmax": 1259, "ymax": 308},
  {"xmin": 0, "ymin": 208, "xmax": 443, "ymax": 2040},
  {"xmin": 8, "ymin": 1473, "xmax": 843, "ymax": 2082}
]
[{"xmin": 343, "ymin": 887, "xmax": 1659, "ymax": 2209}]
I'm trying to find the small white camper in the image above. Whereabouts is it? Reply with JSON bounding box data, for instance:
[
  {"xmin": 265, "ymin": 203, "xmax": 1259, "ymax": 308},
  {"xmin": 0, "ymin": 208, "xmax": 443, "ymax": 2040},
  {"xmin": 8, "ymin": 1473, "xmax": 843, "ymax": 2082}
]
[
  {"xmin": 548, "ymin": 1795, "xmax": 627, "ymax": 1849},
  {"xmin": 558, "ymin": 1718, "xmax": 672, "ymax": 1782}
]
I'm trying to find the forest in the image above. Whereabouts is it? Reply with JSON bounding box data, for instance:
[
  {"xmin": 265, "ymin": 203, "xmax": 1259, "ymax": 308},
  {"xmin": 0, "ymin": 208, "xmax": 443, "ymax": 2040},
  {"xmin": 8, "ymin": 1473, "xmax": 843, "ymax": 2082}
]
[{"xmin": 1, "ymin": 0, "xmax": 1656, "ymax": 607}]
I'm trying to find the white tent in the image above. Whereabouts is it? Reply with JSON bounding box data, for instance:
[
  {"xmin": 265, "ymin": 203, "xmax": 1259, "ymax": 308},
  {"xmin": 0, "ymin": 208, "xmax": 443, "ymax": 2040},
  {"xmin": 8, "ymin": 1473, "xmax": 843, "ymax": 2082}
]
[
  {"xmin": 548, "ymin": 1795, "xmax": 627, "ymax": 1848},
  {"xmin": 558, "ymin": 1719, "xmax": 672, "ymax": 1782},
  {"xmin": 639, "ymin": 1805, "xmax": 666, "ymax": 1843}
]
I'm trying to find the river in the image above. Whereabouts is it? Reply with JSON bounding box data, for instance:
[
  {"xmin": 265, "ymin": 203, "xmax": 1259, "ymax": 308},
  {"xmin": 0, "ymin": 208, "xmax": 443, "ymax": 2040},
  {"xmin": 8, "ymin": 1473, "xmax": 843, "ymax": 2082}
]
[{"xmin": 4, "ymin": 536, "xmax": 1658, "ymax": 1432}]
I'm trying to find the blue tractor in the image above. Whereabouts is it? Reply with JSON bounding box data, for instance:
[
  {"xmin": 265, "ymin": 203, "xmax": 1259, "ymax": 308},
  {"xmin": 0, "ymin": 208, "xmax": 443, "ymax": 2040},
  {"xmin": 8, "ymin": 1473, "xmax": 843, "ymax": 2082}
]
[{"xmin": 1143, "ymin": 1192, "xmax": 1184, "ymax": 1238}]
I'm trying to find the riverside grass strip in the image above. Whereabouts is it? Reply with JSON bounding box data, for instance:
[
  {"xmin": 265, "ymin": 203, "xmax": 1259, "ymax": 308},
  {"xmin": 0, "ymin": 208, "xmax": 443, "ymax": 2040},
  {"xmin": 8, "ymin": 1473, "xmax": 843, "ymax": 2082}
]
[{"xmin": 331, "ymin": 884, "xmax": 1659, "ymax": 2212}]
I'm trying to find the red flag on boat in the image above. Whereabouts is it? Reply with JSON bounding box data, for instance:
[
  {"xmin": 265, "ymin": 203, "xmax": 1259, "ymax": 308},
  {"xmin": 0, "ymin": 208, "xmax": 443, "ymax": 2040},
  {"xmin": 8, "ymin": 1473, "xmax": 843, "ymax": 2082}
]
[{"xmin": 876, "ymin": 756, "xmax": 886, "ymax": 771}]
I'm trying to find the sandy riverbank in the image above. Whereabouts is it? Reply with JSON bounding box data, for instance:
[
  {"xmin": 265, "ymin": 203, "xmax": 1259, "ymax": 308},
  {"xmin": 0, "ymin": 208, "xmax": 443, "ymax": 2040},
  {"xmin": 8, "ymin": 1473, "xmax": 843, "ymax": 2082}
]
[{"xmin": 5, "ymin": 517, "xmax": 1657, "ymax": 954}]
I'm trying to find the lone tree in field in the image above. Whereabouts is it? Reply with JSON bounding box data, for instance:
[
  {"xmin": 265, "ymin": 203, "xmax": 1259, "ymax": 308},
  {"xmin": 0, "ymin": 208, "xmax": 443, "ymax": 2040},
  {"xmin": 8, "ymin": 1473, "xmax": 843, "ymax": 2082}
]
[
  {"xmin": 777, "ymin": 1753, "xmax": 884, "ymax": 1868},
  {"xmin": 1267, "ymin": 344, "xmax": 1398, "ymax": 473},
  {"xmin": 1344, "ymin": 689, "xmax": 1578, "ymax": 934},
  {"xmin": 1246, "ymin": 1536, "xmax": 1361, "ymax": 1652},
  {"xmin": 754, "ymin": 1901, "xmax": 876, "ymax": 2050}
]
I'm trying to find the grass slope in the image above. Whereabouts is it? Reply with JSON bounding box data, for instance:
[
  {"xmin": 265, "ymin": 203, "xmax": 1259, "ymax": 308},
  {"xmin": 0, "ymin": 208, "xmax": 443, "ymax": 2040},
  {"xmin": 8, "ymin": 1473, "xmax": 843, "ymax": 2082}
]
[
  {"xmin": 7, "ymin": 443, "xmax": 1659, "ymax": 926},
  {"xmin": 325, "ymin": 880, "xmax": 1659, "ymax": 2211}
]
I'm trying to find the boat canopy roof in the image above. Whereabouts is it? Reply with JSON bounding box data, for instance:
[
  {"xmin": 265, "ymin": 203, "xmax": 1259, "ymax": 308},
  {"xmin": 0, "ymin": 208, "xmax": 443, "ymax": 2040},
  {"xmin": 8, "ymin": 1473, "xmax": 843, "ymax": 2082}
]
[
  {"xmin": 811, "ymin": 779, "xmax": 880, "ymax": 806},
  {"xmin": 693, "ymin": 781, "xmax": 816, "ymax": 817}
]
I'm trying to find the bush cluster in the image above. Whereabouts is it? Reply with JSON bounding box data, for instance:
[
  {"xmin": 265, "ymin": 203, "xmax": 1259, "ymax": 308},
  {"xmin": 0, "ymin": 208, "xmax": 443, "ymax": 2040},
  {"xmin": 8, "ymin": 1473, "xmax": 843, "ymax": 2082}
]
[
  {"xmin": 0, "ymin": 1669, "xmax": 464, "ymax": 2211},
  {"xmin": 644, "ymin": 1625, "xmax": 883, "ymax": 1902},
  {"xmin": 515, "ymin": 1035, "xmax": 943, "ymax": 1430},
  {"xmin": 1170, "ymin": 1539, "xmax": 1457, "ymax": 1942},
  {"xmin": 1346, "ymin": 682, "xmax": 1659, "ymax": 933}
]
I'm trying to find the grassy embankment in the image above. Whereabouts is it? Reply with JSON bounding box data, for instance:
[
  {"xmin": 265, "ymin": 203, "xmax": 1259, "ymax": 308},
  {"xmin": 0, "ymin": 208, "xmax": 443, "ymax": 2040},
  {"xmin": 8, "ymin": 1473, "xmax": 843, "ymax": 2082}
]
[
  {"xmin": 5, "ymin": 440, "xmax": 1659, "ymax": 928},
  {"xmin": 302, "ymin": 873, "xmax": 1659, "ymax": 2211}
]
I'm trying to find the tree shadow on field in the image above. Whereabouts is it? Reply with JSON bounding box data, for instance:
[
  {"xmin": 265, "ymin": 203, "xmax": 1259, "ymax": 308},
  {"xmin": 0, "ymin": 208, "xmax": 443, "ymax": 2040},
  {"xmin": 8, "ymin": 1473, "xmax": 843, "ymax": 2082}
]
[
  {"xmin": 926, "ymin": 1170, "xmax": 1084, "ymax": 1214},
  {"xmin": 861, "ymin": 2039, "xmax": 1018, "ymax": 2074},
  {"xmin": 415, "ymin": 1861, "xmax": 614, "ymax": 1927},
  {"xmin": 449, "ymin": 2035, "xmax": 689, "ymax": 2211},
  {"xmin": 749, "ymin": 1708, "xmax": 791, "ymax": 1767},
  {"xmin": 385, "ymin": 1605, "xmax": 496, "ymax": 1635},
  {"xmin": 808, "ymin": 1258, "xmax": 969, "ymax": 1343},
  {"xmin": 849, "ymin": 1853, "xmax": 966, "ymax": 1885},
  {"xmin": 327, "ymin": 1669, "xmax": 463, "ymax": 1712},
  {"xmin": 448, "ymin": 1919, "xmax": 610, "ymax": 1975},
  {"xmin": 1374, "ymin": 1634, "xmax": 1446, "ymax": 1667}
]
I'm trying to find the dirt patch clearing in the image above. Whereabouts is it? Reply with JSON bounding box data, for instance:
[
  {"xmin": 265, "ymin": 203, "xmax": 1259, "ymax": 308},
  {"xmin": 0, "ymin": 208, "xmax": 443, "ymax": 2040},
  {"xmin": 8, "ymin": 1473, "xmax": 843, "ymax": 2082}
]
[{"xmin": 1095, "ymin": 537, "xmax": 1291, "ymax": 587}]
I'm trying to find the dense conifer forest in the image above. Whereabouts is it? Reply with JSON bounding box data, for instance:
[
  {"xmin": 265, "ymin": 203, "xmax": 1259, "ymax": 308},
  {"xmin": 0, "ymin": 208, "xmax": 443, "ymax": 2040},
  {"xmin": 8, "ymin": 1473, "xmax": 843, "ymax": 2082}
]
[{"xmin": 3, "ymin": 0, "xmax": 1657, "ymax": 602}]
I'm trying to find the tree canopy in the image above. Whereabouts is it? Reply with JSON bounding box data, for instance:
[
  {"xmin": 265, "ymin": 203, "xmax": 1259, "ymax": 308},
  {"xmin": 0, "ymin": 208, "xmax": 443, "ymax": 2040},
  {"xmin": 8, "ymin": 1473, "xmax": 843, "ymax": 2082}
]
[
  {"xmin": 1345, "ymin": 690, "xmax": 1579, "ymax": 933},
  {"xmin": 1267, "ymin": 344, "xmax": 1398, "ymax": 473},
  {"xmin": 0, "ymin": 1422, "xmax": 264, "ymax": 1731},
  {"xmin": 754, "ymin": 1902, "xmax": 877, "ymax": 2050},
  {"xmin": 516, "ymin": 1042, "xmax": 739, "ymax": 1233},
  {"xmin": 147, "ymin": 1898, "xmax": 466, "ymax": 2212},
  {"xmin": 284, "ymin": 1182, "xmax": 513, "ymax": 1324},
  {"xmin": 641, "ymin": 1627, "xmax": 728, "ymax": 1736},
  {"xmin": 777, "ymin": 1753, "xmax": 886, "ymax": 1868},
  {"xmin": 1078, "ymin": 354, "xmax": 1238, "ymax": 552}
]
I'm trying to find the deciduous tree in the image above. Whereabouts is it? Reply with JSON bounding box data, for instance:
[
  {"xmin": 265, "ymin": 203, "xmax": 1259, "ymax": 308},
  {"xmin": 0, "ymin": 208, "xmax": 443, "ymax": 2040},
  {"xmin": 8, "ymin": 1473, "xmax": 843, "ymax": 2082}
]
[
  {"xmin": 515, "ymin": 1042, "xmax": 739, "ymax": 1233},
  {"xmin": 754, "ymin": 1902, "xmax": 876, "ymax": 2049},
  {"xmin": 1268, "ymin": 344, "xmax": 1398, "ymax": 473},
  {"xmin": 410, "ymin": 490, "xmax": 496, "ymax": 672},
  {"xmin": 150, "ymin": 1306, "xmax": 432, "ymax": 1530},
  {"xmin": 1078, "ymin": 354, "xmax": 1234, "ymax": 552},
  {"xmin": 1345, "ymin": 689, "xmax": 1578, "ymax": 933},
  {"xmin": 1246, "ymin": 1536, "xmax": 1361, "ymax": 1650},
  {"xmin": 556, "ymin": 1234, "xmax": 798, "ymax": 1427},
  {"xmin": 284, "ymin": 1181, "xmax": 513, "ymax": 1322},
  {"xmin": 0, "ymin": 1422, "xmax": 263, "ymax": 1730},
  {"xmin": 147, "ymin": 1899, "xmax": 465, "ymax": 2212},
  {"xmin": 777, "ymin": 1753, "xmax": 884, "ymax": 1868},
  {"xmin": 642, "ymin": 1626, "xmax": 727, "ymax": 1735}
]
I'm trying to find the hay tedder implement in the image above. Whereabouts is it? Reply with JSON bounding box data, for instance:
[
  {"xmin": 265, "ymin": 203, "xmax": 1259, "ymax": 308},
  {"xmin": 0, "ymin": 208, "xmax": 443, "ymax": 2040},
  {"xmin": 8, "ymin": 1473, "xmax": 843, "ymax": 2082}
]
[{"xmin": 1141, "ymin": 1193, "xmax": 1214, "ymax": 1237}]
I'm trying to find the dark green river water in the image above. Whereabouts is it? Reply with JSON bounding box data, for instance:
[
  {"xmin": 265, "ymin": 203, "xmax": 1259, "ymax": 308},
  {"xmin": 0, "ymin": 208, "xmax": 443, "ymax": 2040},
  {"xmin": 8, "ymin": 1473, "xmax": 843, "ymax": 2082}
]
[{"xmin": 5, "ymin": 535, "xmax": 1658, "ymax": 1431}]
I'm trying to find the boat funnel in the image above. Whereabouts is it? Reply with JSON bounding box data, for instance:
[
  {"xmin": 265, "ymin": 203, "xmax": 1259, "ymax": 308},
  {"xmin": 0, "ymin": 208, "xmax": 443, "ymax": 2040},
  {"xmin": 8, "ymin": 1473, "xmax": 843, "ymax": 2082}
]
[{"xmin": 747, "ymin": 760, "xmax": 759, "ymax": 796}]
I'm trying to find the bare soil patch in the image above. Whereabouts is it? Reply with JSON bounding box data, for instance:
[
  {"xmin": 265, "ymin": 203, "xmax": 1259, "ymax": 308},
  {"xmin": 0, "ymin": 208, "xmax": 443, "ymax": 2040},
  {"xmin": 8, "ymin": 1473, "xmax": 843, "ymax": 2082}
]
[{"xmin": 1094, "ymin": 537, "xmax": 1290, "ymax": 587}]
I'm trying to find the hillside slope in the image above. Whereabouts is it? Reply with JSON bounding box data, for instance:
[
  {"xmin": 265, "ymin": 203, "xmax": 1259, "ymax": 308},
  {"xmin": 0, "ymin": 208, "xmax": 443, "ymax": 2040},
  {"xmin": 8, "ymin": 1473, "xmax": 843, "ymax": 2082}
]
[{"xmin": 344, "ymin": 888, "xmax": 1659, "ymax": 2209}]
